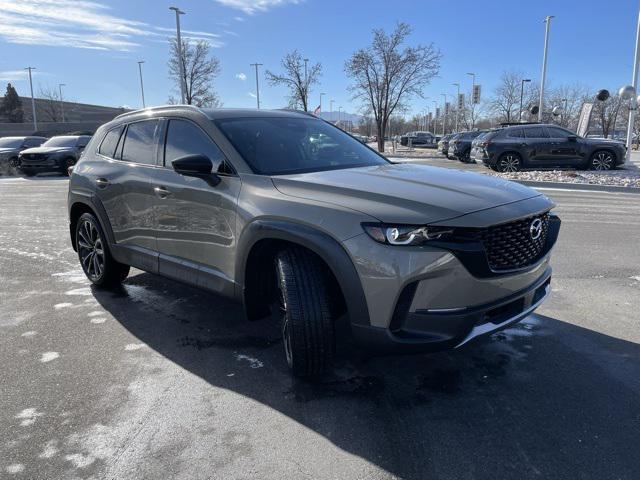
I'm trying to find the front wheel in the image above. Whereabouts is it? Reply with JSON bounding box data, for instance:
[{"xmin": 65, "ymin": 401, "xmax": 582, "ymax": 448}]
[
  {"xmin": 459, "ymin": 150, "xmax": 471, "ymax": 163},
  {"xmin": 275, "ymin": 247, "xmax": 335, "ymax": 377},
  {"xmin": 588, "ymin": 150, "xmax": 615, "ymax": 170},
  {"xmin": 496, "ymin": 153, "xmax": 522, "ymax": 172},
  {"xmin": 76, "ymin": 213, "xmax": 129, "ymax": 287}
]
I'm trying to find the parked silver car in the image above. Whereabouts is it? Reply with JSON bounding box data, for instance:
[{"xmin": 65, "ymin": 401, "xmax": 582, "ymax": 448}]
[{"xmin": 68, "ymin": 106, "xmax": 560, "ymax": 376}]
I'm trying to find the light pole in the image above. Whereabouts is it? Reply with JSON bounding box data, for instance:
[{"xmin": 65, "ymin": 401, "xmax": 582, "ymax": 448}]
[
  {"xmin": 330, "ymin": 99, "xmax": 335, "ymax": 121},
  {"xmin": 561, "ymin": 97, "xmax": 568, "ymax": 126},
  {"xmin": 539, "ymin": 16, "xmax": 554, "ymax": 122},
  {"xmin": 432, "ymin": 100, "xmax": 438, "ymax": 134},
  {"xmin": 466, "ymin": 72, "xmax": 476, "ymax": 129},
  {"xmin": 170, "ymin": 6, "xmax": 186, "ymax": 104},
  {"xmin": 303, "ymin": 57, "xmax": 309, "ymax": 111},
  {"xmin": 626, "ymin": 9, "xmax": 640, "ymax": 161},
  {"xmin": 250, "ymin": 63, "xmax": 262, "ymax": 108},
  {"xmin": 338, "ymin": 106, "xmax": 342, "ymax": 126},
  {"xmin": 58, "ymin": 83, "xmax": 66, "ymax": 123},
  {"xmin": 451, "ymin": 83, "xmax": 460, "ymax": 132},
  {"xmin": 137, "ymin": 61, "xmax": 146, "ymax": 108},
  {"xmin": 440, "ymin": 93, "xmax": 447, "ymax": 135},
  {"xmin": 519, "ymin": 78, "xmax": 531, "ymax": 122},
  {"xmin": 319, "ymin": 92, "xmax": 325, "ymax": 112},
  {"xmin": 25, "ymin": 67, "xmax": 37, "ymax": 131}
]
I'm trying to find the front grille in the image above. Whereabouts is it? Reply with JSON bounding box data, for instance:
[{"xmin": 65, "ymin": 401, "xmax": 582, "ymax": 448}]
[
  {"xmin": 480, "ymin": 213, "xmax": 549, "ymax": 271},
  {"xmin": 22, "ymin": 153, "xmax": 47, "ymax": 162}
]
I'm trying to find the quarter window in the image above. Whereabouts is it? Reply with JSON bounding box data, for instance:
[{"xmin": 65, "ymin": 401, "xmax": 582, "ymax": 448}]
[
  {"xmin": 164, "ymin": 119, "xmax": 226, "ymax": 170},
  {"xmin": 121, "ymin": 120, "xmax": 160, "ymax": 165},
  {"xmin": 507, "ymin": 128, "xmax": 524, "ymax": 138},
  {"xmin": 98, "ymin": 127, "xmax": 123, "ymax": 158},
  {"xmin": 525, "ymin": 127, "xmax": 549, "ymax": 138}
]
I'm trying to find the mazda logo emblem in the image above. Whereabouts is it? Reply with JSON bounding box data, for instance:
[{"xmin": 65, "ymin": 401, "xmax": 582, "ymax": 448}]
[{"xmin": 530, "ymin": 218, "xmax": 543, "ymax": 240}]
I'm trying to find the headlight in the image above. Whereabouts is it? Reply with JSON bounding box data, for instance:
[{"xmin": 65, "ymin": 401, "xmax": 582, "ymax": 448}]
[{"xmin": 362, "ymin": 223, "xmax": 454, "ymax": 246}]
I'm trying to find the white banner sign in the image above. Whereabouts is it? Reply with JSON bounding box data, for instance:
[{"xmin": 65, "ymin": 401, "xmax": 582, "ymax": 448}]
[{"xmin": 577, "ymin": 102, "xmax": 594, "ymax": 137}]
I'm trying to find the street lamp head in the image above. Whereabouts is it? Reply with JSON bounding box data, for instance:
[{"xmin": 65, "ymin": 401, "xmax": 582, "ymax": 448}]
[
  {"xmin": 466, "ymin": 72, "xmax": 475, "ymax": 76},
  {"xmin": 138, "ymin": 60, "xmax": 145, "ymax": 65},
  {"xmin": 169, "ymin": 6, "xmax": 185, "ymax": 14},
  {"xmin": 451, "ymin": 82, "xmax": 459, "ymax": 87},
  {"xmin": 523, "ymin": 78, "xmax": 531, "ymax": 83},
  {"xmin": 618, "ymin": 85, "xmax": 635, "ymax": 100}
]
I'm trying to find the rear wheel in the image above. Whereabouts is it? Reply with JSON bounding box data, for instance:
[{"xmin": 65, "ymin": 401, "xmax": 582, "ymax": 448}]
[
  {"xmin": 76, "ymin": 213, "xmax": 129, "ymax": 287},
  {"xmin": 22, "ymin": 170, "xmax": 35, "ymax": 177},
  {"xmin": 62, "ymin": 157, "xmax": 75, "ymax": 176},
  {"xmin": 496, "ymin": 153, "xmax": 522, "ymax": 172},
  {"xmin": 460, "ymin": 149, "xmax": 471, "ymax": 163},
  {"xmin": 588, "ymin": 150, "xmax": 615, "ymax": 170},
  {"xmin": 275, "ymin": 247, "xmax": 334, "ymax": 377}
]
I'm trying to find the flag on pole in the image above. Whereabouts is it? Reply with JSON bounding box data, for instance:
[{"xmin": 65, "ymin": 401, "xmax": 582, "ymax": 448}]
[{"xmin": 313, "ymin": 105, "xmax": 321, "ymax": 115}]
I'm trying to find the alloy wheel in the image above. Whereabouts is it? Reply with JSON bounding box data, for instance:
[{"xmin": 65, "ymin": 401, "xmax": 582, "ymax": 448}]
[
  {"xmin": 499, "ymin": 154, "xmax": 520, "ymax": 172},
  {"xmin": 77, "ymin": 220, "xmax": 104, "ymax": 281},
  {"xmin": 591, "ymin": 151, "xmax": 613, "ymax": 170}
]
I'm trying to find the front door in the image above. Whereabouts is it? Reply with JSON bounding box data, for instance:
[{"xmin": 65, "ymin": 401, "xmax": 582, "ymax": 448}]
[
  {"xmin": 151, "ymin": 118, "xmax": 241, "ymax": 296},
  {"xmin": 523, "ymin": 126, "xmax": 553, "ymax": 165},
  {"xmin": 545, "ymin": 126, "xmax": 582, "ymax": 165}
]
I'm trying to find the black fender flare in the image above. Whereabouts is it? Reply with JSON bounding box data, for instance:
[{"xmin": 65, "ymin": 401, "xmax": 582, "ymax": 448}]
[
  {"xmin": 67, "ymin": 191, "xmax": 117, "ymax": 250},
  {"xmin": 235, "ymin": 219, "xmax": 371, "ymax": 326}
]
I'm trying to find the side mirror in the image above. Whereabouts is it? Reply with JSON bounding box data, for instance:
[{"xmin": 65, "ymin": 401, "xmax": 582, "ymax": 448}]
[{"xmin": 172, "ymin": 154, "xmax": 220, "ymax": 186}]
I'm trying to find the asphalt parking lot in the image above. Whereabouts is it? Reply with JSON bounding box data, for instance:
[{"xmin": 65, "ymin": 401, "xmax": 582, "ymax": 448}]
[{"xmin": 1, "ymin": 175, "xmax": 639, "ymax": 479}]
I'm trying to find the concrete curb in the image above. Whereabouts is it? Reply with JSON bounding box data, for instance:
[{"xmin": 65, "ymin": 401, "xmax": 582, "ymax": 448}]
[{"xmin": 514, "ymin": 180, "xmax": 640, "ymax": 194}]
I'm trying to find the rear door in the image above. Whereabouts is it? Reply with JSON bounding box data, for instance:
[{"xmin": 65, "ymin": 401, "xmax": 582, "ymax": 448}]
[
  {"xmin": 93, "ymin": 120, "xmax": 160, "ymax": 271},
  {"xmin": 150, "ymin": 118, "xmax": 241, "ymax": 296}
]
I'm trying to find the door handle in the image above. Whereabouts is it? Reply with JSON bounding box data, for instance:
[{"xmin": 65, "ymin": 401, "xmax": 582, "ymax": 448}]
[
  {"xmin": 96, "ymin": 178, "xmax": 110, "ymax": 188},
  {"xmin": 154, "ymin": 186, "xmax": 172, "ymax": 198}
]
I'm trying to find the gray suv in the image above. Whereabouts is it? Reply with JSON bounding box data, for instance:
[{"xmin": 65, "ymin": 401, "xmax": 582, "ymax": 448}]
[{"xmin": 68, "ymin": 106, "xmax": 560, "ymax": 376}]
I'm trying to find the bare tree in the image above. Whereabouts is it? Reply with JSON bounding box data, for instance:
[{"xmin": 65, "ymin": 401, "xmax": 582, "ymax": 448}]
[
  {"xmin": 547, "ymin": 83, "xmax": 591, "ymax": 129},
  {"xmin": 38, "ymin": 85, "xmax": 61, "ymax": 122},
  {"xmin": 488, "ymin": 71, "xmax": 525, "ymax": 124},
  {"xmin": 169, "ymin": 38, "xmax": 221, "ymax": 107},
  {"xmin": 345, "ymin": 23, "xmax": 441, "ymax": 152},
  {"xmin": 265, "ymin": 50, "xmax": 321, "ymax": 111},
  {"xmin": 593, "ymin": 94, "xmax": 624, "ymax": 138}
]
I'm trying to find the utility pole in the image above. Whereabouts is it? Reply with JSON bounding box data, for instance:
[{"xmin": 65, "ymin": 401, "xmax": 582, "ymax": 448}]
[
  {"xmin": 539, "ymin": 16, "xmax": 554, "ymax": 122},
  {"xmin": 303, "ymin": 58, "xmax": 309, "ymax": 111},
  {"xmin": 519, "ymin": 78, "xmax": 531, "ymax": 122},
  {"xmin": 432, "ymin": 100, "xmax": 438, "ymax": 135},
  {"xmin": 58, "ymin": 83, "xmax": 66, "ymax": 123},
  {"xmin": 466, "ymin": 72, "xmax": 476, "ymax": 129},
  {"xmin": 451, "ymin": 83, "xmax": 460, "ymax": 132},
  {"xmin": 137, "ymin": 61, "xmax": 146, "ymax": 108},
  {"xmin": 626, "ymin": 8, "xmax": 640, "ymax": 162},
  {"xmin": 440, "ymin": 93, "xmax": 447, "ymax": 135},
  {"xmin": 25, "ymin": 67, "xmax": 37, "ymax": 131},
  {"xmin": 250, "ymin": 63, "xmax": 262, "ymax": 108},
  {"xmin": 319, "ymin": 92, "xmax": 325, "ymax": 112},
  {"xmin": 330, "ymin": 99, "xmax": 335, "ymax": 121},
  {"xmin": 170, "ymin": 6, "xmax": 186, "ymax": 104}
]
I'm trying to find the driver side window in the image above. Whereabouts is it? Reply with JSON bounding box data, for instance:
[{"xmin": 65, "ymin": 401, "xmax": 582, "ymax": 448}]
[{"xmin": 164, "ymin": 119, "xmax": 227, "ymax": 172}]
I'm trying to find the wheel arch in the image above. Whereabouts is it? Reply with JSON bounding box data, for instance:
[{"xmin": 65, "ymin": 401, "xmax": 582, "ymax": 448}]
[
  {"xmin": 236, "ymin": 220, "xmax": 370, "ymax": 327},
  {"xmin": 68, "ymin": 194, "xmax": 116, "ymax": 251}
]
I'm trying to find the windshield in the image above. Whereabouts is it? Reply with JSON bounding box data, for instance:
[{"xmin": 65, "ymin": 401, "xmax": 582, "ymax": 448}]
[
  {"xmin": 214, "ymin": 117, "xmax": 389, "ymax": 175},
  {"xmin": 42, "ymin": 136, "xmax": 78, "ymax": 148},
  {"xmin": 0, "ymin": 138, "xmax": 23, "ymax": 148}
]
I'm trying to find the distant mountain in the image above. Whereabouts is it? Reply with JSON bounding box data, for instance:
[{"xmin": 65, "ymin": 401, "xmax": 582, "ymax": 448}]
[{"xmin": 316, "ymin": 111, "xmax": 363, "ymax": 124}]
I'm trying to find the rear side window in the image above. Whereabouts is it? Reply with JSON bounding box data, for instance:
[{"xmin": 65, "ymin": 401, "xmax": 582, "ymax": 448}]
[
  {"xmin": 98, "ymin": 127, "xmax": 123, "ymax": 158},
  {"xmin": 525, "ymin": 127, "xmax": 549, "ymax": 138},
  {"xmin": 121, "ymin": 120, "xmax": 160, "ymax": 165},
  {"xmin": 164, "ymin": 119, "xmax": 226, "ymax": 170},
  {"xmin": 24, "ymin": 137, "xmax": 44, "ymax": 147},
  {"xmin": 77, "ymin": 136, "xmax": 91, "ymax": 148},
  {"xmin": 507, "ymin": 128, "xmax": 524, "ymax": 138}
]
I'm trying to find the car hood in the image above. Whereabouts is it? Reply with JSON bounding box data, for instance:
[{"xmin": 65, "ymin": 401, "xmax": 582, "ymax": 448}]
[
  {"xmin": 582, "ymin": 137, "xmax": 625, "ymax": 147},
  {"xmin": 20, "ymin": 146, "xmax": 74, "ymax": 155},
  {"xmin": 0, "ymin": 148, "xmax": 19, "ymax": 155},
  {"xmin": 272, "ymin": 163, "xmax": 543, "ymax": 224}
]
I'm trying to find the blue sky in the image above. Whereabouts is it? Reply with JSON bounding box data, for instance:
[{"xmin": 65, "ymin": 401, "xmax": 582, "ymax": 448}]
[{"xmin": 1, "ymin": 0, "xmax": 640, "ymax": 116}]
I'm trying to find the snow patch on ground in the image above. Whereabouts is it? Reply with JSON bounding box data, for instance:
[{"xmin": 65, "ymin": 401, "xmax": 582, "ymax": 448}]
[
  {"xmin": 65, "ymin": 452, "xmax": 96, "ymax": 468},
  {"xmin": 124, "ymin": 343, "xmax": 146, "ymax": 351},
  {"xmin": 486, "ymin": 168, "xmax": 640, "ymax": 188},
  {"xmin": 52, "ymin": 270, "xmax": 86, "ymax": 284},
  {"xmin": 21, "ymin": 331, "xmax": 37, "ymax": 337},
  {"xmin": 90, "ymin": 317, "xmax": 107, "ymax": 324},
  {"xmin": 38, "ymin": 440, "xmax": 59, "ymax": 459},
  {"xmin": 235, "ymin": 354, "xmax": 264, "ymax": 369},
  {"xmin": 40, "ymin": 352, "xmax": 59, "ymax": 363},
  {"xmin": 16, "ymin": 408, "xmax": 43, "ymax": 426},
  {"xmin": 5, "ymin": 464, "xmax": 24, "ymax": 474},
  {"xmin": 54, "ymin": 302, "xmax": 74, "ymax": 309},
  {"xmin": 65, "ymin": 287, "xmax": 91, "ymax": 296}
]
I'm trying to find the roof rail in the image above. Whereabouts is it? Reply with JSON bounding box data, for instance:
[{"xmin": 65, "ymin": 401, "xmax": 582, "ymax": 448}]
[
  {"xmin": 498, "ymin": 121, "xmax": 541, "ymax": 127},
  {"xmin": 114, "ymin": 104, "xmax": 202, "ymax": 120},
  {"xmin": 275, "ymin": 108, "xmax": 318, "ymax": 118}
]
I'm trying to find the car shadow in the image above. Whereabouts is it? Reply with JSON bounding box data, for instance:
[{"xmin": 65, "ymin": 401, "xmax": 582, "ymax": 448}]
[{"xmin": 92, "ymin": 272, "xmax": 640, "ymax": 480}]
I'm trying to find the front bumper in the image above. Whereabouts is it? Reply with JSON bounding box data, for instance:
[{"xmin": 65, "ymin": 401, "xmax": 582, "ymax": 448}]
[
  {"xmin": 350, "ymin": 267, "xmax": 551, "ymax": 353},
  {"xmin": 18, "ymin": 157, "xmax": 62, "ymax": 172}
]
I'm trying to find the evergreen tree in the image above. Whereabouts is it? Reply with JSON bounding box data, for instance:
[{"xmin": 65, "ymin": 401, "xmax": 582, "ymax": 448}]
[{"xmin": 1, "ymin": 83, "xmax": 24, "ymax": 123}]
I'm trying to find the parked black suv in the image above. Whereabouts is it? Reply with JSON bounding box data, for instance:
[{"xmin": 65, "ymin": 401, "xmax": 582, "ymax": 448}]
[
  {"xmin": 400, "ymin": 131, "xmax": 437, "ymax": 148},
  {"xmin": 474, "ymin": 124, "xmax": 626, "ymax": 172},
  {"xmin": 0, "ymin": 136, "xmax": 47, "ymax": 174},
  {"xmin": 448, "ymin": 130, "xmax": 484, "ymax": 163},
  {"xmin": 18, "ymin": 135, "xmax": 92, "ymax": 176}
]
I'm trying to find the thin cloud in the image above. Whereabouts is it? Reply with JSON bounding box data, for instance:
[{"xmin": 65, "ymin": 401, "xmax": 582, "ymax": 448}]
[
  {"xmin": 236, "ymin": 73, "xmax": 247, "ymax": 81},
  {"xmin": 247, "ymin": 91, "xmax": 257, "ymax": 98},
  {"xmin": 0, "ymin": 0, "xmax": 153, "ymax": 51},
  {"xmin": 215, "ymin": 0, "xmax": 303, "ymax": 15},
  {"xmin": 0, "ymin": 70, "xmax": 29, "ymax": 81}
]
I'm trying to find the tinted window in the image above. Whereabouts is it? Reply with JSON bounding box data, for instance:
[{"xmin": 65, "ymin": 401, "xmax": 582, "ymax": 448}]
[
  {"xmin": 121, "ymin": 120, "xmax": 160, "ymax": 165},
  {"xmin": 42, "ymin": 136, "xmax": 78, "ymax": 147},
  {"xmin": 547, "ymin": 127, "xmax": 573, "ymax": 139},
  {"xmin": 98, "ymin": 127, "xmax": 123, "ymax": 158},
  {"xmin": 0, "ymin": 138, "xmax": 22, "ymax": 148},
  {"xmin": 214, "ymin": 117, "xmax": 389, "ymax": 175},
  {"xmin": 525, "ymin": 127, "xmax": 549, "ymax": 138},
  {"xmin": 77, "ymin": 136, "xmax": 91, "ymax": 147},
  {"xmin": 164, "ymin": 119, "xmax": 225, "ymax": 170},
  {"xmin": 507, "ymin": 128, "xmax": 524, "ymax": 138},
  {"xmin": 24, "ymin": 138, "xmax": 44, "ymax": 147}
]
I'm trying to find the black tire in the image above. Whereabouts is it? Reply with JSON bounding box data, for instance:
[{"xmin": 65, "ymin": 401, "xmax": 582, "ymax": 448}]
[
  {"xmin": 275, "ymin": 247, "xmax": 334, "ymax": 377},
  {"xmin": 496, "ymin": 152, "xmax": 522, "ymax": 172},
  {"xmin": 459, "ymin": 150, "xmax": 471, "ymax": 163},
  {"xmin": 76, "ymin": 213, "xmax": 129, "ymax": 287},
  {"xmin": 21, "ymin": 170, "xmax": 35, "ymax": 177},
  {"xmin": 62, "ymin": 157, "xmax": 75, "ymax": 176},
  {"xmin": 588, "ymin": 150, "xmax": 615, "ymax": 171}
]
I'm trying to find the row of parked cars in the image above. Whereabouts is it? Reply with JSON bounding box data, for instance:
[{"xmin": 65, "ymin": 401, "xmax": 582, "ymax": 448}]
[
  {"xmin": 436, "ymin": 123, "xmax": 626, "ymax": 172},
  {"xmin": 0, "ymin": 134, "xmax": 91, "ymax": 176}
]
